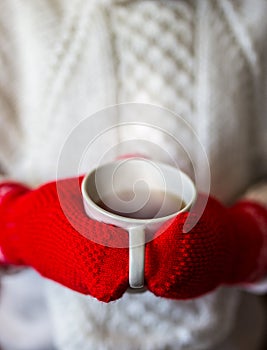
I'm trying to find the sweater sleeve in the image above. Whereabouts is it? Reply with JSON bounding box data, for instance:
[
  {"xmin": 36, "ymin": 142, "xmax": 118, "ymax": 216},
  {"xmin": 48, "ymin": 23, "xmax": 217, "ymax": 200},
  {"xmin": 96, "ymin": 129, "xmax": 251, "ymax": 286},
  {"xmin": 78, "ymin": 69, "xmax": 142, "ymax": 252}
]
[
  {"xmin": 0, "ymin": 4, "xmax": 25, "ymax": 273},
  {"xmin": 0, "ymin": 2, "xmax": 24, "ymax": 177},
  {"xmin": 257, "ymin": 23, "xmax": 267, "ymax": 179}
]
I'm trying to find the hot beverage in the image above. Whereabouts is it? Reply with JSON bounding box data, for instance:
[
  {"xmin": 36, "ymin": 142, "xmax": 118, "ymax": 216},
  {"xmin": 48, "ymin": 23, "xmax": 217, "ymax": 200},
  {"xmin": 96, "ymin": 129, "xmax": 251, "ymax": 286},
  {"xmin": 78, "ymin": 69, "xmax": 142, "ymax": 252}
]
[{"xmin": 95, "ymin": 189, "xmax": 186, "ymax": 220}]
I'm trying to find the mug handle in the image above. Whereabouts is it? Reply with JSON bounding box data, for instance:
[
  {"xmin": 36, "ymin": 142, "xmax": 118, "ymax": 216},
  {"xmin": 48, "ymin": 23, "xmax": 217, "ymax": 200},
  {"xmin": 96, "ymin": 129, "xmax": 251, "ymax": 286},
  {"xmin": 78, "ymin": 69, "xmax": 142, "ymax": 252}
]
[{"xmin": 128, "ymin": 226, "xmax": 145, "ymax": 288}]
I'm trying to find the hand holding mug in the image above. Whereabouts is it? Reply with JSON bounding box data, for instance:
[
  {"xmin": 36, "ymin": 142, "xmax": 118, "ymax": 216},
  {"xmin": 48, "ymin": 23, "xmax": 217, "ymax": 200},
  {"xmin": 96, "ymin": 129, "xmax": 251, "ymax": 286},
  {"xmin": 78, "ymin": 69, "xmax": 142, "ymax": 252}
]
[{"xmin": 0, "ymin": 165, "xmax": 267, "ymax": 301}]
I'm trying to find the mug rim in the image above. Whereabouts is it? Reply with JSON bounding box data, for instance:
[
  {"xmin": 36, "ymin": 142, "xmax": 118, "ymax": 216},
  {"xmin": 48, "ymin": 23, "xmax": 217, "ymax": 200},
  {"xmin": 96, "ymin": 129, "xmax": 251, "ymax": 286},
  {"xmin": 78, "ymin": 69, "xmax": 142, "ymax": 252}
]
[{"xmin": 81, "ymin": 159, "xmax": 196, "ymax": 225}]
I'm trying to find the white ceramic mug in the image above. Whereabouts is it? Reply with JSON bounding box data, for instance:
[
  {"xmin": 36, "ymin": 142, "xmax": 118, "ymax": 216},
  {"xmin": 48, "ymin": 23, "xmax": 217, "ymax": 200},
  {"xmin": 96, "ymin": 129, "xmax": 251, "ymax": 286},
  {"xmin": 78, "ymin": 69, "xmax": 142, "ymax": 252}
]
[{"xmin": 81, "ymin": 158, "xmax": 196, "ymax": 289}]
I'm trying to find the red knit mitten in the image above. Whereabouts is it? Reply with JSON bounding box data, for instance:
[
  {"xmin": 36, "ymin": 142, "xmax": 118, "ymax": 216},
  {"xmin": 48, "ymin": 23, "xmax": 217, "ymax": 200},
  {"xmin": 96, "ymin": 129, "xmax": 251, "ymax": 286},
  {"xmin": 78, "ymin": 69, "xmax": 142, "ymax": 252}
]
[
  {"xmin": 145, "ymin": 196, "xmax": 267, "ymax": 299},
  {"xmin": 0, "ymin": 179, "xmax": 129, "ymax": 302}
]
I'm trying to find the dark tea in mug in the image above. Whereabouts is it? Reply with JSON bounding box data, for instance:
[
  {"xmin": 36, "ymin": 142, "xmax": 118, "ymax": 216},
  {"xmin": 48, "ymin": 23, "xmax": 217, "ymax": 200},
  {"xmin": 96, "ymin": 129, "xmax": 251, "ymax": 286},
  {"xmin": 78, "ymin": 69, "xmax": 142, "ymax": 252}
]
[{"xmin": 95, "ymin": 188, "xmax": 186, "ymax": 220}]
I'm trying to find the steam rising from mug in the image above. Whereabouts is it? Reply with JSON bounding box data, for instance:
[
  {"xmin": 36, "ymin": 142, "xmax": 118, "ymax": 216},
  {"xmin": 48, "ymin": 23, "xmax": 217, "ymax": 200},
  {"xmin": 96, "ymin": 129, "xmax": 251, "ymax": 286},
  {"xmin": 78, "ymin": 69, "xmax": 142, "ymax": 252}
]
[{"xmin": 56, "ymin": 103, "xmax": 211, "ymax": 248}]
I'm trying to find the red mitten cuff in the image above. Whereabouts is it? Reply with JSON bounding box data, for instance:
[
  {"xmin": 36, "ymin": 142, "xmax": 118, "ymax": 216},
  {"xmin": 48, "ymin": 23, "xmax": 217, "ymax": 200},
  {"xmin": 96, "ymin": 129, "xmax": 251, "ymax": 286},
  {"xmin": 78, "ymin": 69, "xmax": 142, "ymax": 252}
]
[
  {"xmin": 0, "ymin": 182, "xmax": 30, "ymax": 207},
  {"xmin": 229, "ymin": 200, "xmax": 267, "ymax": 285},
  {"xmin": 0, "ymin": 182, "xmax": 30, "ymax": 264}
]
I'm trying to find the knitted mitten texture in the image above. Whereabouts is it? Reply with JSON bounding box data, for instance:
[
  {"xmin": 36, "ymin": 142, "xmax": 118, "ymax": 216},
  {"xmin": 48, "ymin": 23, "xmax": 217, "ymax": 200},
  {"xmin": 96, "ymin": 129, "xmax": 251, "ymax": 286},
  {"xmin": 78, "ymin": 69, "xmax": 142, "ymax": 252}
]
[{"xmin": 0, "ymin": 179, "xmax": 267, "ymax": 302}]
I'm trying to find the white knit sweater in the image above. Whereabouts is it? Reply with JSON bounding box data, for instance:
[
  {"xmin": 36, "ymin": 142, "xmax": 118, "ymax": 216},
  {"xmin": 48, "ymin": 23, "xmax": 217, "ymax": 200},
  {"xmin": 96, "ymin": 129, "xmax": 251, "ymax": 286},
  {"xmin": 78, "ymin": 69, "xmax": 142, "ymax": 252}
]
[{"xmin": 0, "ymin": 1, "xmax": 267, "ymax": 350}]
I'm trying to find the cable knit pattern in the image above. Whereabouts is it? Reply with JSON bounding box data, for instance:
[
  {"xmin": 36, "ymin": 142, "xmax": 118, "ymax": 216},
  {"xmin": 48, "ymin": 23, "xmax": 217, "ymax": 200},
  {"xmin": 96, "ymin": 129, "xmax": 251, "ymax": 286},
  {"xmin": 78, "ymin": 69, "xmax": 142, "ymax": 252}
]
[
  {"xmin": 0, "ymin": 1, "xmax": 267, "ymax": 350},
  {"xmin": 110, "ymin": 1, "xmax": 195, "ymax": 119},
  {"xmin": 109, "ymin": 0, "xmax": 197, "ymax": 182}
]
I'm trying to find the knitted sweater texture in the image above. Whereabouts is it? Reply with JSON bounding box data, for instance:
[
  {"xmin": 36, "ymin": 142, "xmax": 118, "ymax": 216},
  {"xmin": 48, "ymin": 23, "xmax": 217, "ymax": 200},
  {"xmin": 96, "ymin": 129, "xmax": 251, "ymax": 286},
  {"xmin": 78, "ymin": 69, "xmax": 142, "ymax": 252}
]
[{"xmin": 0, "ymin": 1, "xmax": 267, "ymax": 349}]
